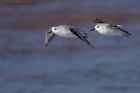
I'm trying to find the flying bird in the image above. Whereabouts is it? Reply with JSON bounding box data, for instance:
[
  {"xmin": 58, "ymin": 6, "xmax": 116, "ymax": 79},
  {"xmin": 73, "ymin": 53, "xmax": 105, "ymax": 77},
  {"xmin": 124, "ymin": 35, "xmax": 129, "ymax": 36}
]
[
  {"xmin": 90, "ymin": 18, "xmax": 132, "ymax": 37},
  {"xmin": 44, "ymin": 25, "xmax": 95, "ymax": 49}
]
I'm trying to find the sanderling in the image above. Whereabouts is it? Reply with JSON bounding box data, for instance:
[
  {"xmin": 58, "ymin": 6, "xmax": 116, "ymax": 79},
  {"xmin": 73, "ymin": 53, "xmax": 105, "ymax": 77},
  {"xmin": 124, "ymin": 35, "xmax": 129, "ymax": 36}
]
[
  {"xmin": 44, "ymin": 25, "xmax": 95, "ymax": 49},
  {"xmin": 90, "ymin": 18, "xmax": 132, "ymax": 37}
]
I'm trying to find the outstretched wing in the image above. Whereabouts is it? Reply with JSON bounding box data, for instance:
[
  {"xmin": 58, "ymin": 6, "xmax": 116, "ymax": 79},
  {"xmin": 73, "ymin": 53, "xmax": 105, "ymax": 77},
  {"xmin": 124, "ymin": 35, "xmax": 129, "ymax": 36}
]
[
  {"xmin": 95, "ymin": 18, "xmax": 106, "ymax": 23},
  {"xmin": 69, "ymin": 28, "xmax": 95, "ymax": 49},
  {"xmin": 44, "ymin": 31, "xmax": 56, "ymax": 47},
  {"xmin": 108, "ymin": 24, "xmax": 132, "ymax": 37}
]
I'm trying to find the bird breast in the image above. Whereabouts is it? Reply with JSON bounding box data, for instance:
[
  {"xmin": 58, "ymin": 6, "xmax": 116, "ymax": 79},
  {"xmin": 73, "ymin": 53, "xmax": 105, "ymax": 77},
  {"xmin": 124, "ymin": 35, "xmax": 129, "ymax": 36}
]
[
  {"xmin": 99, "ymin": 28, "xmax": 123, "ymax": 36},
  {"xmin": 55, "ymin": 29, "xmax": 77, "ymax": 38}
]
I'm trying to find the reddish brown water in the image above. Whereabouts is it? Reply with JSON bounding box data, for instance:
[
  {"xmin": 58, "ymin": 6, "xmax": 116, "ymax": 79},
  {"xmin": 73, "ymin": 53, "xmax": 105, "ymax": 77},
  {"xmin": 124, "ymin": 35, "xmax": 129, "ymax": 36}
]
[{"xmin": 0, "ymin": 0, "xmax": 140, "ymax": 93}]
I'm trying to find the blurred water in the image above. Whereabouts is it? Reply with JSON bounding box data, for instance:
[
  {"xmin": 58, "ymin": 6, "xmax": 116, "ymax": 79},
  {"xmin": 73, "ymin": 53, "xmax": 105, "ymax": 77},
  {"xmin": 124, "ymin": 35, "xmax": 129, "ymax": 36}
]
[{"xmin": 0, "ymin": 0, "xmax": 140, "ymax": 93}]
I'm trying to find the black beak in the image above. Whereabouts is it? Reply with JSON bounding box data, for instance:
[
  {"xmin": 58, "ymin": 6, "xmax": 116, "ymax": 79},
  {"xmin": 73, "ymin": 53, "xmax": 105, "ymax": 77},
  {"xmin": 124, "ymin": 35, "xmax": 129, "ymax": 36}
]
[
  {"xmin": 90, "ymin": 28, "xmax": 95, "ymax": 31},
  {"xmin": 47, "ymin": 28, "xmax": 53, "ymax": 34}
]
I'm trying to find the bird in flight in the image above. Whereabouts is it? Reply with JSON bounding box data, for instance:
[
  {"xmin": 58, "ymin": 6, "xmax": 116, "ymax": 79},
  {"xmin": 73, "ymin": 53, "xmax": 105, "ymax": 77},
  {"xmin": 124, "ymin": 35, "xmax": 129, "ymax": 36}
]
[
  {"xmin": 44, "ymin": 25, "xmax": 95, "ymax": 49},
  {"xmin": 90, "ymin": 18, "xmax": 132, "ymax": 37}
]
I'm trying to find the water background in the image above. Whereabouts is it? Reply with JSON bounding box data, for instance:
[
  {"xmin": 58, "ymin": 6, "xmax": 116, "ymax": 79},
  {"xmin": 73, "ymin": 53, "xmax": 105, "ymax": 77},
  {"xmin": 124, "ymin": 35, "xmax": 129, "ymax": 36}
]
[{"xmin": 0, "ymin": 0, "xmax": 140, "ymax": 93}]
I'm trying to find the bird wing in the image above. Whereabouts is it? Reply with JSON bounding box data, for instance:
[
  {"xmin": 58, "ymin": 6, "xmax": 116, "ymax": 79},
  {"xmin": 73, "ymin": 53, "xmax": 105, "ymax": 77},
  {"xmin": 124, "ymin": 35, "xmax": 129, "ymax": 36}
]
[
  {"xmin": 69, "ymin": 28, "xmax": 95, "ymax": 49},
  {"xmin": 108, "ymin": 24, "xmax": 132, "ymax": 37},
  {"xmin": 44, "ymin": 30, "xmax": 56, "ymax": 47},
  {"xmin": 95, "ymin": 18, "xmax": 106, "ymax": 23}
]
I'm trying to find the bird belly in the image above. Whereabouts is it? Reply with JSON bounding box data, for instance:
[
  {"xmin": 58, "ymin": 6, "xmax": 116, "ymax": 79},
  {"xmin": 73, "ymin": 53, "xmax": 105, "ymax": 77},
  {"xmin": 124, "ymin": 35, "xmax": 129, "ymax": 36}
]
[
  {"xmin": 99, "ymin": 29, "xmax": 123, "ymax": 36},
  {"xmin": 56, "ymin": 31, "xmax": 77, "ymax": 38}
]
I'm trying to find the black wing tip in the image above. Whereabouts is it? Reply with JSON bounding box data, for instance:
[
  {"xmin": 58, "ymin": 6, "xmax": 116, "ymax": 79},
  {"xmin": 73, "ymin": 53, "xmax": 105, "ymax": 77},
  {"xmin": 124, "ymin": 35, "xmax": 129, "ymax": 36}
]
[
  {"xmin": 124, "ymin": 33, "xmax": 132, "ymax": 38},
  {"xmin": 95, "ymin": 18, "xmax": 105, "ymax": 23},
  {"xmin": 83, "ymin": 38, "xmax": 96, "ymax": 49},
  {"xmin": 120, "ymin": 29, "xmax": 132, "ymax": 38},
  {"xmin": 88, "ymin": 44, "xmax": 96, "ymax": 49},
  {"xmin": 91, "ymin": 46, "xmax": 96, "ymax": 49},
  {"xmin": 69, "ymin": 27, "xmax": 96, "ymax": 49},
  {"xmin": 116, "ymin": 27, "xmax": 132, "ymax": 38},
  {"xmin": 91, "ymin": 44, "xmax": 96, "ymax": 49},
  {"xmin": 95, "ymin": 18, "xmax": 102, "ymax": 20},
  {"xmin": 127, "ymin": 33, "xmax": 132, "ymax": 36},
  {"xmin": 85, "ymin": 42, "xmax": 96, "ymax": 49}
]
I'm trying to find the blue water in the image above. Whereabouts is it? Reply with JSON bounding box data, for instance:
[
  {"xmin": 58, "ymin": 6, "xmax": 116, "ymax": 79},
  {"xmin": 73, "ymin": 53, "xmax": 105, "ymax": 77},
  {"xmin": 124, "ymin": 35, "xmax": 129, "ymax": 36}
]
[{"xmin": 0, "ymin": 0, "xmax": 140, "ymax": 93}]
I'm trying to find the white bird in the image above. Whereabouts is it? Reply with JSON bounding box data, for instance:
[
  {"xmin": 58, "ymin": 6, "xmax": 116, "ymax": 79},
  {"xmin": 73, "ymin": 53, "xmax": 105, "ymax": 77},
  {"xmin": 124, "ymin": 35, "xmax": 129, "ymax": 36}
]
[
  {"xmin": 90, "ymin": 18, "xmax": 132, "ymax": 37},
  {"xmin": 44, "ymin": 25, "xmax": 95, "ymax": 49}
]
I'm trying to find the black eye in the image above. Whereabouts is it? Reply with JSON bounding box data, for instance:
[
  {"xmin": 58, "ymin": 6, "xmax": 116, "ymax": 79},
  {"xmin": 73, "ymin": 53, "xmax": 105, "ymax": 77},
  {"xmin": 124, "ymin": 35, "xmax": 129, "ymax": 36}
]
[
  {"xmin": 54, "ymin": 28, "xmax": 56, "ymax": 30},
  {"xmin": 96, "ymin": 26, "xmax": 99, "ymax": 28}
]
